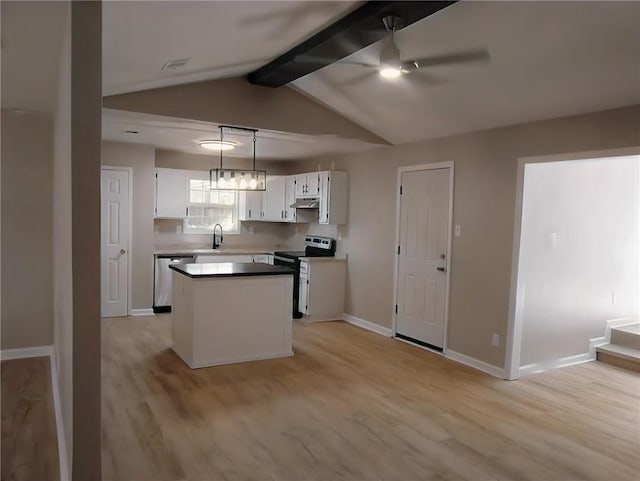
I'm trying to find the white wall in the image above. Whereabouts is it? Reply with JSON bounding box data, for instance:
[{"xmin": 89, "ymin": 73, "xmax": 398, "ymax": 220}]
[
  {"xmin": 519, "ymin": 155, "xmax": 640, "ymax": 368},
  {"xmin": 52, "ymin": 4, "xmax": 72, "ymax": 474}
]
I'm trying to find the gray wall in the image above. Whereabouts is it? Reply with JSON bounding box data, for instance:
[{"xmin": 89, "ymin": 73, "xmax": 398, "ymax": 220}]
[
  {"xmin": 290, "ymin": 105, "xmax": 640, "ymax": 369},
  {"xmin": 71, "ymin": 2, "xmax": 102, "ymax": 478},
  {"xmin": 102, "ymin": 141, "xmax": 155, "ymax": 310},
  {"xmin": 1, "ymin": 110, "xmax": 53, "ymax": 350}
]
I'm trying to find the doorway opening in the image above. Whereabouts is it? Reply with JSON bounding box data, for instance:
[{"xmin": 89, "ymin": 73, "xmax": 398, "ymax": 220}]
[
  {"xmin": 393, "ymin": 162, "xmax": 454, "ymax": 352},
  {"xmin": 505, "ymin": 149, "xmax": 640, "ymax": 379}
]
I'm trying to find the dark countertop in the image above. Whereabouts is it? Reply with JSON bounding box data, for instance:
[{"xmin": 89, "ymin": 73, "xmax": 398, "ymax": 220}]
[{"xmin": 169, "ymin": 262, "xmax": 296, "ymax": 279}]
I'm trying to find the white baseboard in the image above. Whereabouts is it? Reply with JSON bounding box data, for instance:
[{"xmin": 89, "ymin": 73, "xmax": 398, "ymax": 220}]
[
  {"xmin": 130, "ymin": 308, "xmax": 155, "ymax": 316},
  {"xmin": 342, "ymin": 313, "xmax": 393, "ymax": 337},
  {"xmin": 49, "ymin": 351, "xmax": 69, "ymax": 481},
  {"xmin": 519, "ymin": 351, "xmax": 595, "ymax": 377},
  {"xmin": 445, "ymin": 349, "xmax": 506, "ymax": 379},
  {"xmin": 0, "ymin": 345, "xmax": 53, "ymax": 360}
]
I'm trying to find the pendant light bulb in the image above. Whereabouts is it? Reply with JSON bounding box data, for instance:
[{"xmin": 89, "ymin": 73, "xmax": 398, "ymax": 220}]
[
  {"xmin": 249, "ymin": 176, "xmax": 258, "ymax": 190},
  {"xmin": 227, "ymin": 171, "xmax": 237, "ymax": 188},
  {"xmin": 239, "ymin": 173, "xmax": 248, "ymax": 190},
  {"xmin": 218, "ymin": 170, "xmax": 225, "ymax": 188}
]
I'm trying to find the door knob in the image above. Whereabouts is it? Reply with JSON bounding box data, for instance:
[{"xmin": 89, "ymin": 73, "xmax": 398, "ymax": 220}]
[
  {"xmin": 436, "ymin": 266, "xmax": 446, "ymax": 272},
  {"xmin": 120, "ymin": 249, "xmax": 127, "ymax": 255}
]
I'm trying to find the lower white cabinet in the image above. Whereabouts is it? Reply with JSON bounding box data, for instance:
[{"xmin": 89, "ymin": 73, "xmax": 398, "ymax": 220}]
[
  {"xmin": 196, "ymin": 255, "xmax": 253, "ymax": 263},
  {"xmin": 251, "ymin": 254, "xmax": 274, "ymax": 264},
  {"xmin": 298, "ymin": 259, "xmax": 346, "ymax": 321}
]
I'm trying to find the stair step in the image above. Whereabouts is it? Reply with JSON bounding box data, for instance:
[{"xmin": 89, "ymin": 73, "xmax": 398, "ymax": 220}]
[
  {"xmin": 610, "ymin": 323, "xmax": 640, "ymax": 350},
  {"xmin": 596, "ymin": 343, "xmax": 640, "ymax": 373}
]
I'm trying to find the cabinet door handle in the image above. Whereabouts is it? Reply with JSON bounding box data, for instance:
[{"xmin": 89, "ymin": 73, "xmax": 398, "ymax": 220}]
[
  {"xmin": 249, "ymin": 209, "xmax": 251, "ymax": 218},
  {"xmin": 186, "ymin": 206, "xmax": 189, "ymax": 216}
]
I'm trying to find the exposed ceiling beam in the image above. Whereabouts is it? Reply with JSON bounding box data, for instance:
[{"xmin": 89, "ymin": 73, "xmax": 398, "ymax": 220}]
[{"xmin": 247, "ymin": 1, "xmax": 456, "ymax": 88}]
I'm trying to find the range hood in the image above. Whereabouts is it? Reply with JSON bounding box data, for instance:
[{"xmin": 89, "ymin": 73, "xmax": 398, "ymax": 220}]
[{"xmin": 290, "ymin": 198, "xmax": 320, "ymax": 209}]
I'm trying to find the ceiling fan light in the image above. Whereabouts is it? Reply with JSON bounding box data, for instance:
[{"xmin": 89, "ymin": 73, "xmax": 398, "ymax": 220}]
[
  {"xmin": 379, "ymin": 67, "xmax": 402, "ymax": 79},
  {"xmin": 198, "ymin": 139, "xmax": 237, "ymax": 151}
]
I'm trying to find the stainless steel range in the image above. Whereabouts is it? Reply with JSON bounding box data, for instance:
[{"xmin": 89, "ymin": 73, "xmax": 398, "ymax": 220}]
[{"xmin": 273, "ymin": 236, "xmax": 336, "ymax": 318}]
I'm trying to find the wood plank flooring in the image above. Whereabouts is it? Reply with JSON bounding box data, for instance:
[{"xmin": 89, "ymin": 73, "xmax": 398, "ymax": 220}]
[
  {"xmin": 1, "ymin": 356, "xmax": 60, "ymax": 481},
  {"xmin": 102, "ymin": 315, "xmax": 640, "ymax": 481}
]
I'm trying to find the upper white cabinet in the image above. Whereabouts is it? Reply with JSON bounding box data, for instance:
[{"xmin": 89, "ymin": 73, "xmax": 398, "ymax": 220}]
[
  {"xmin": 155, "ymin": 168, "xmax": 188, "ymax": 218},
  {"xmin": 284, "ymin": 176, "xmax": 297, "ymax": 222},
  {"xmin": 239, "ymin": 190, "xmax": 263, "ymax": 221},
  {"xmin": 262, "ymin": 176, "xmax": 287, "ymax": 222},
  {"xmin": 319, "ymin": 171, "xmax": 348, "ymax": 225},
  {"xmin": 295, "ymin": 172, "xmax": 320, "ymax": 198}
]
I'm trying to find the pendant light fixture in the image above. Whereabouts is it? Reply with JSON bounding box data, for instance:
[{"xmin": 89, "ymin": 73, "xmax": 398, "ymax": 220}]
[{"xmin": 209, "ymin": 125, "xmax": 266, "ymax": 191}]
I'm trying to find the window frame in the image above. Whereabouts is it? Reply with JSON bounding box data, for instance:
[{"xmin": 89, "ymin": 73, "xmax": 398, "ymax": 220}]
[{"xmin": 182, "ymin": 171, "xmax": 241, "ymax": 235}]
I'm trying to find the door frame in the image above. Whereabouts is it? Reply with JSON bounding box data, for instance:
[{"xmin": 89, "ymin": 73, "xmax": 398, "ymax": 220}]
[
  {"xmin": 101, "ymin": 165, "xmax": 133, "ymax": 316},
  {"xmin": 504, "ymin": 146, "xmax": 640, "ymax": 380},
  {"xmin": 392, "ymin": 161, "xmax": 455, "ymax": 352}
]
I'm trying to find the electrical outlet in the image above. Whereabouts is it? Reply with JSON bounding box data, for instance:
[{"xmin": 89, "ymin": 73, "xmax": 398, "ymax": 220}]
[
  {"xmin": 176, "ymin": 224, "xmax": 182, "ymax": 234},
  {"xmin": 248, "ymin": 226, "xmax": 254, "ymax": 235},
  {"xmin": 454, "ymin": 225, "xmax": 462, "ymax": 237},
  {"xmin": 492, "ymin": 333, "xmax": 500, "ymax": 347}
]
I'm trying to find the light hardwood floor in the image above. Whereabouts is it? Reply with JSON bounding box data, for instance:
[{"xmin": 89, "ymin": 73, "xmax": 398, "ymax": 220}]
[
  {"xmin": 102, "ymin": 315, "xmax": 640, "ymax": 481},
  {"xmin": 1, "ymin": 356, "xmax": 60, "ymax": 481}
]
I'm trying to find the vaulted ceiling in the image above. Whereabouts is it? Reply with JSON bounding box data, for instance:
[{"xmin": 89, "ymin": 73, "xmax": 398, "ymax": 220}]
[
  {"xmin": 2, "ymin": 1, "xmax": 640, "ymax": 158},
  {"xmin": 101, "ymin": 1, "xmax": 640, "ymax": 155}
]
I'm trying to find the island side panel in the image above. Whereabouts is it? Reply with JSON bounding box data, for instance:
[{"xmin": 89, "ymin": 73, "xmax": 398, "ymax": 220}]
[
  {"xmin": 171, "ymin": 270, "xmax": 195, "ymax": 366},
  {"xmin": 191, "ymin": 275, "xmax": 293, "ymax": 368}
]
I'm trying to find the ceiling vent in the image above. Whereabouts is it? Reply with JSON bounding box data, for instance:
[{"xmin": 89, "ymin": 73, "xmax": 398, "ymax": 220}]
[{"xmin": 161, "ymin": 57, "xmax": 191, "ymax": 71}]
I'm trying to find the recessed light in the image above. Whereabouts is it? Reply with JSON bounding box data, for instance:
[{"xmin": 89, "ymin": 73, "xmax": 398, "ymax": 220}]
[{"xmin": 198, "ymin": 140, "xmax": 237, "ymax": 151}]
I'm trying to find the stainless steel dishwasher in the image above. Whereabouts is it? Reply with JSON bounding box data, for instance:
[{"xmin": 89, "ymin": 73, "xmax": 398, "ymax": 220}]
[{"xmin": 153, "ymin": 254, "xmax": 196, "ymax": 313}]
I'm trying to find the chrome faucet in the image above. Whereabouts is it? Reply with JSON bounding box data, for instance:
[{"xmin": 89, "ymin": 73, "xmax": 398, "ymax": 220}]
[{"xmin": 212, "ymin": 224, "xmax": 223, "ymax": 249}]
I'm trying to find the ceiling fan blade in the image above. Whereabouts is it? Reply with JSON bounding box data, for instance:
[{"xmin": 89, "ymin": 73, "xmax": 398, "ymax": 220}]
[
  {"xmin": 295, "ymin": 54, "xmax": 379, "ymax": 69},
  {"xmin": 409, "ymin": 71, "xmax": 448, "ymax": 86},
  {"xmin": 403, "ymin": 49, "xmax": 490, "ymax": 70},
  {"xmin": 335, "ymin": 70, "xmax": 379, "ymax": 87}
]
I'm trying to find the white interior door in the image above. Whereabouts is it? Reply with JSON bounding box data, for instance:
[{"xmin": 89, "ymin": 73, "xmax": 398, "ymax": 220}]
[
  {"xmin": 101, "ymin": 168, "xmax": 130, "ymax": 317},
  {"xmin": 396, "ymin": 168, "xmax": 450, "ymax": 348}
]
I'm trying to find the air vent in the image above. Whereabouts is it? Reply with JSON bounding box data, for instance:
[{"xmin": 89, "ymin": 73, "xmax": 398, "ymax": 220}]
[{"xmin": 161, "ymin": 57, "xmax": 191, "ymax": 71}]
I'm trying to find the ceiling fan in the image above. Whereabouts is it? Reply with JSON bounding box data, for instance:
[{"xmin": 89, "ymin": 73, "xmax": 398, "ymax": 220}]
[{"xmin": 296, "ymin": 15, "xmax": 490, "ymax": 83}]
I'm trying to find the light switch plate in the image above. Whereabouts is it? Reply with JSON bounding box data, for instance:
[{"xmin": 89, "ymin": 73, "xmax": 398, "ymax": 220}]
[{"xmin": 454, "ymin": 225, "xmax": 462, "ymax": 237}]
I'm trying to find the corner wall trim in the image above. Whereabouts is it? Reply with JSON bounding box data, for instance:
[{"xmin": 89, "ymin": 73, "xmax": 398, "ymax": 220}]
[
  {"xmin": 342, "ymin": 313, "xmax": 393, "ymax": 337},
  {"xmin": 0, "ymin": 345, "xmax": 54, "ymax": 360},
  {"xmin": 130, "ymin": 308, "xmax": 155, "ymax": 316},
  {"xmin": 50, "ymin": 351, "xmax": 70, "ymax": 481},
  {"xmin": 445, "ymin": 350, "xmax": 505, "ymax": 379},
  {"xmin": 519, "ymin": 352, "xmax": 595, "ymax": 377}
]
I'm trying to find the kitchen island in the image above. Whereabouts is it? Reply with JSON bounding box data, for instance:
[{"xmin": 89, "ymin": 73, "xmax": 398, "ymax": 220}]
[{"xmin": 169, "ymin": 262, "xmax": 295, "ymax": 368}]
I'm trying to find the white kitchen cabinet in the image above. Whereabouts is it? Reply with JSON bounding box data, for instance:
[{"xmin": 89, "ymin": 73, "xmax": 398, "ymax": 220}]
[
  {"xmin": 284, "ymin": 175, "xmax": 298, "ymax": 222},
  {"xmin": 239, "ymin": 190, "xmax": 263, "ymax": 221},
  {"xmin": 319, "ymin": 171, "xmax": 348, "ymax": 225},
  {"xmin": 155, "ymin": 168, "xmax": 188, "ymax": 218},
  {"xmin": 262, "ymin": 176, "xmax": 287, "ymax": 222},
  {"xmin": 295, "ymin": 172, "xmax": 320, "ymax": 198},
  {"xmin": 196, "ymin": 254, "xmax": 253, "ymax": 263},
  {"xmin": 298, "ymin": 258, "xmax": 346, "ymax": 321},
  {"xmin": 251, "ymin": 254, "xmax": 273, "ymax": 264}
]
